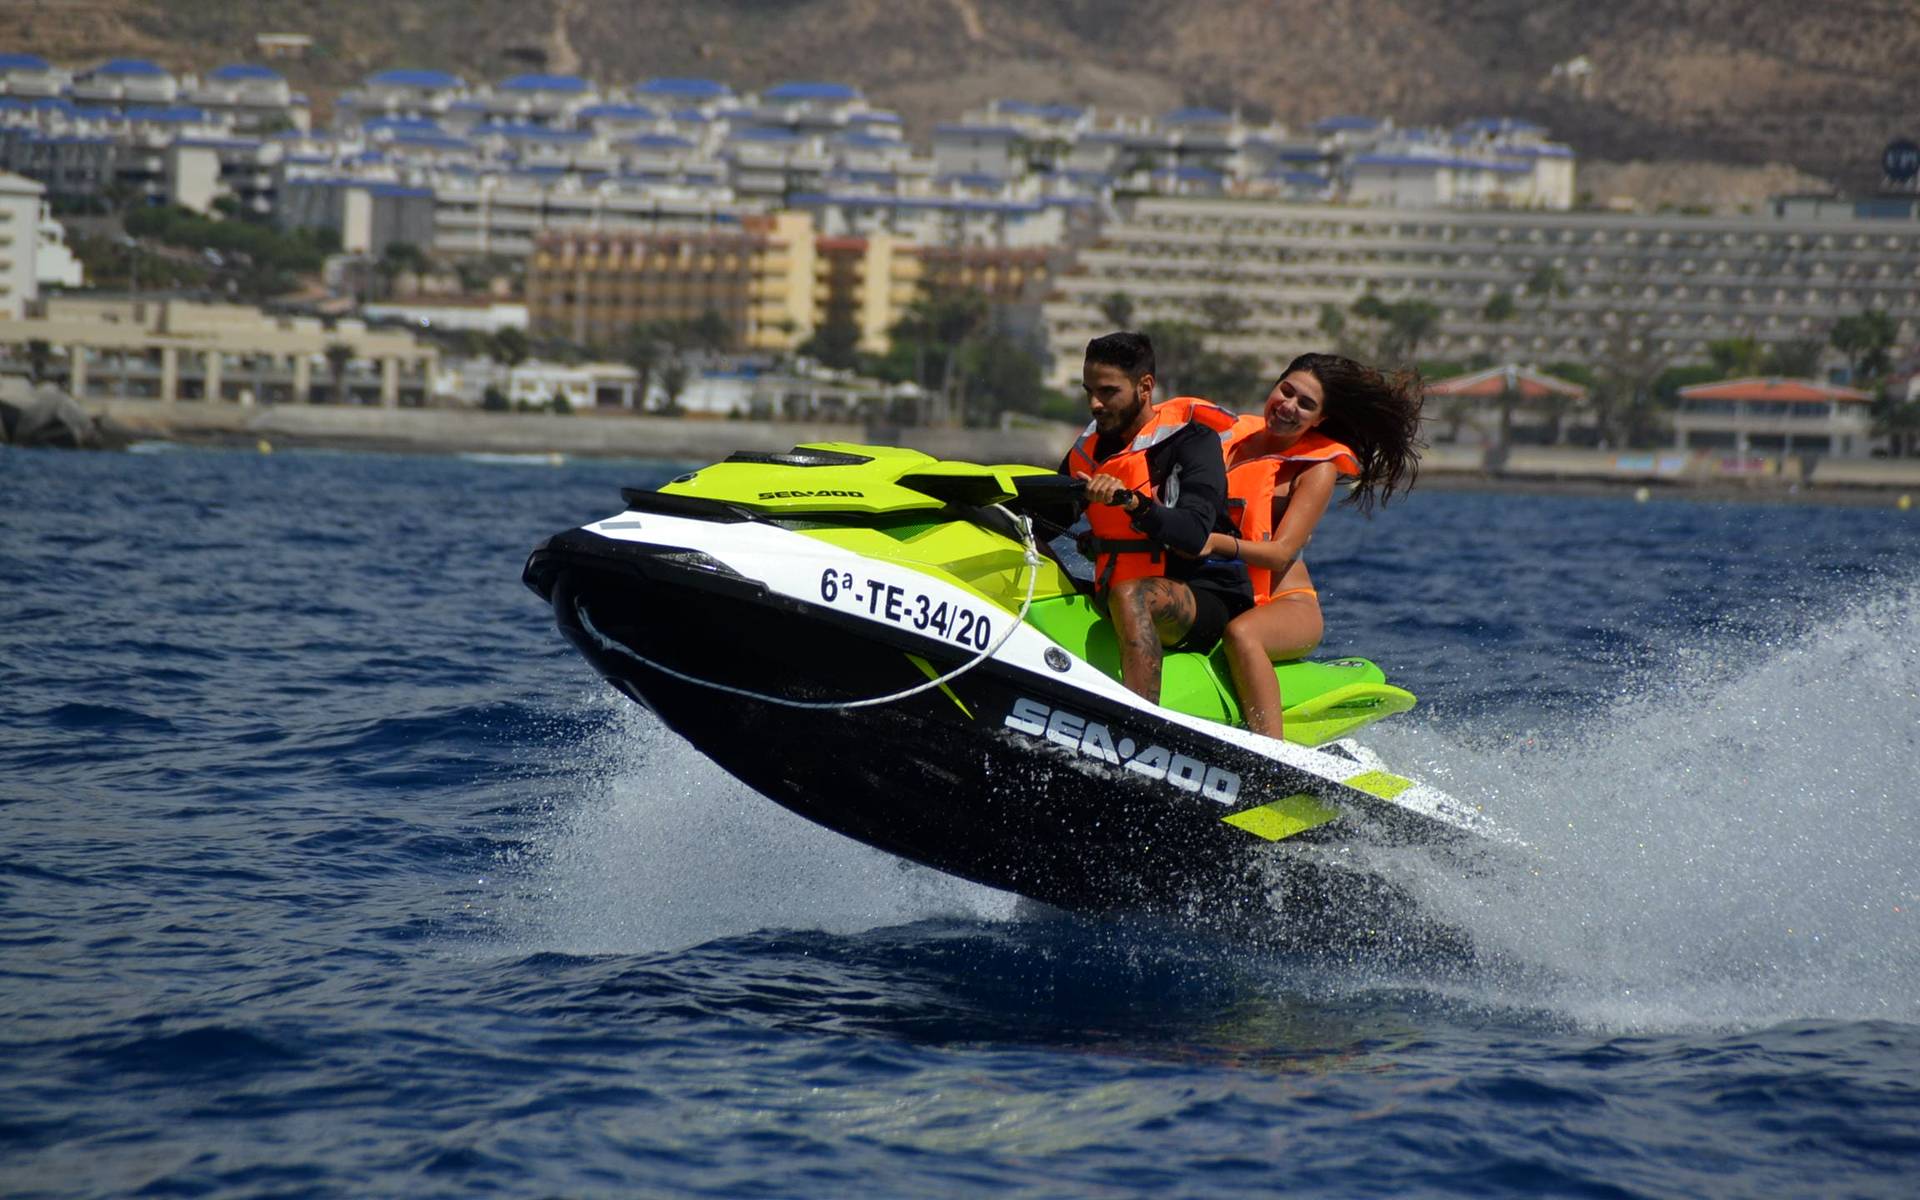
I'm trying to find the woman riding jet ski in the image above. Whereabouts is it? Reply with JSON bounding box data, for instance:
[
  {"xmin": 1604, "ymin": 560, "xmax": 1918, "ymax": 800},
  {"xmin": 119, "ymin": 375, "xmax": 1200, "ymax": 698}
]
[{"xmin": 523, "ymin": 442, "xmax": 1498, "ymax": 947}]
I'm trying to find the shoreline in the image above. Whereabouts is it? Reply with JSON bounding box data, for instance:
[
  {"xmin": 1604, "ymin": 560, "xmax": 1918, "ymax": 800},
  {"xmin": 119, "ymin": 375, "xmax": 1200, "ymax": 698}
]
[{"xmin": 73, "ymin": 398, "xmax": 1920, "ymax": 508}]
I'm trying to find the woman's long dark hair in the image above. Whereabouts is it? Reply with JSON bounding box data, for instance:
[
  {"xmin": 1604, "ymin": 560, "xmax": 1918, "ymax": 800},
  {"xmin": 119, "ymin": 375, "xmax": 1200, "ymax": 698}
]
[{"xmin": 1282, "ymin": 352, "xmax": 1424, "ymax": 514}]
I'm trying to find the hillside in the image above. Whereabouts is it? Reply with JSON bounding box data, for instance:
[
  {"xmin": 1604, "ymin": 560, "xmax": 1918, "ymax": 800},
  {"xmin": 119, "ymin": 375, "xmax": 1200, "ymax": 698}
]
[{"xmin": 6, "ymin": 0, "xmax": 1915, "ymax": 192}]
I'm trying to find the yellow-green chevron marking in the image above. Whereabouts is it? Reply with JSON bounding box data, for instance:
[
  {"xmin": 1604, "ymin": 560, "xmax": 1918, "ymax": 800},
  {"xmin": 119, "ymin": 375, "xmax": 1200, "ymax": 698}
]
[
  {"xmin": 1345, "ymin": 770, "xmax": 1413, "ymax": 799},
  {"xmin": 906, "ymin": 653, "xmax": 972, "ymax": 719},
  {"xmin": 1223, "ymin": 793, "xmax": 1340, "ymax": 841}
]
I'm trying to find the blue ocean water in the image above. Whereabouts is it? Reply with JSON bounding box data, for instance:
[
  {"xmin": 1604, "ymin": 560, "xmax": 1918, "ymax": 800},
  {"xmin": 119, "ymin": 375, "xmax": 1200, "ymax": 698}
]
[{"xmin": 3, "ymin": 442, "xmax": 1918, "ymax": 1198}]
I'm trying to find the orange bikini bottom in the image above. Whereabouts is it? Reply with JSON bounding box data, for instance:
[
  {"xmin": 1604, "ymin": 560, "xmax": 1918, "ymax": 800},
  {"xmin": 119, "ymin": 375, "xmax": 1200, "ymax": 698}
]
[{"xmin": 1266, "ymin": 587, "xmax": 1319, "ymax": 602}]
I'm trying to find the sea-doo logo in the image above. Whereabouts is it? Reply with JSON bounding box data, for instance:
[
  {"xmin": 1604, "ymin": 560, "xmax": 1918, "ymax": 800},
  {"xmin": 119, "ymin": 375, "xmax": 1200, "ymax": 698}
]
[
  {"xmin": 1003, "ymin": 697, "xmax": 1241, "ymax": 805},
  {"xmin": 758, "ymin": 489, "xmax": 866, "ymax": 500}
]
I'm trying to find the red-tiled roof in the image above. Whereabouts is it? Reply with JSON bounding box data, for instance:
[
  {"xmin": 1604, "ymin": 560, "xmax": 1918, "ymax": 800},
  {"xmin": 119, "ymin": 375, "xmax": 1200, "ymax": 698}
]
[
  {"xmin": 1425, "ymin": 364, "xmax": 1588, "ymax": 400},
  {"xmin": 1677, "ymin": 377, "xmax": 1873, "ymax": 403}
]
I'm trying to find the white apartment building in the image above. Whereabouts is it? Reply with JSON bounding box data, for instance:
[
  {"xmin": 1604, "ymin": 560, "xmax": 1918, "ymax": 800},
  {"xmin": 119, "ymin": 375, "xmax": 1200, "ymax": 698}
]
[
  {"xmin": 792, "ymin": 189, "xmax": 1074, "ymax": 248},
  {"xmin": 335, "ymin": 70, "xmax": 470, "ymax": 128},
  {"xmin": 185, "ymin": 64, "xmax": 311, "ymax": 134},
  {"xmin": 0, "ymin": 171, "xmax": 45, "ymax": 318},
  {"xmin": 1043, "ymin": 196, "xmax": 1920, "ymax": 385},
  {"xmin": 477, "ymin": 74, "xmax": 598, "ymax": 127},
  {"xmin": 68, "ymin": 59, "xmax": 179, "ymax": 110},
  {"xmin": 35, "ymin": 202, "xmax": 83, "ymax": 288},
  {"xmin": 1346, "ymin": 145, "xmax": 1573, "ymax": 210},
  {"xmin": 0, "ymin": 54, "xmax": 70, "ymax": 99}
]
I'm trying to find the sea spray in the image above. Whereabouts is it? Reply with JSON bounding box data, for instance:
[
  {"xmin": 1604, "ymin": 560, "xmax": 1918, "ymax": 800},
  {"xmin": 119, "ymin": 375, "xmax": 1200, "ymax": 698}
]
[
  {"xmin": 1360, "ymin": 577, "xmax": 1920, "ymax": 1030},
  {"xmin": 511, "ymin": 688, "xmax": 1015, "ymax": 955}
]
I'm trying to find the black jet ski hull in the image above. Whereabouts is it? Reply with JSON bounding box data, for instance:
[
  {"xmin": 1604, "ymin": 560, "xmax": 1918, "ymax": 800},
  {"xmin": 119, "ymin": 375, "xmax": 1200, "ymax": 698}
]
[{"xmin": 528, "ymin": 529, "xmax": 1468, "ymax": 953}]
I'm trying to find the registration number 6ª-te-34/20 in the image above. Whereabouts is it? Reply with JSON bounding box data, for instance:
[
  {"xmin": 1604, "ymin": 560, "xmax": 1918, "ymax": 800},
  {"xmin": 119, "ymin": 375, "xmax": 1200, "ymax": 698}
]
[{"xmin": 819, "ymin": 568, "xmax": 992, "ymax": 650}]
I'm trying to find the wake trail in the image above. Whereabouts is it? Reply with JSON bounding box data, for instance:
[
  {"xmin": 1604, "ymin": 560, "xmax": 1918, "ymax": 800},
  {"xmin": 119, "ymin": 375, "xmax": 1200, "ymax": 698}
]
[{"xmin": 1359, "ymin": 576, "xmax": 1920, "ymax": 1031}]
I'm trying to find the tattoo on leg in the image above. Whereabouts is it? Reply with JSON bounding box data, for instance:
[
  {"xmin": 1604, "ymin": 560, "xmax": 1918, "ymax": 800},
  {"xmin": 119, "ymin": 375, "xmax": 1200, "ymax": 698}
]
[
  {"xmin": 1117, "ymin": 583, "xmax": 1162, "ymax": 698},
  {"xmin": 1139, "ymin": 578, "xmax": 1197, "ymax": 646}
]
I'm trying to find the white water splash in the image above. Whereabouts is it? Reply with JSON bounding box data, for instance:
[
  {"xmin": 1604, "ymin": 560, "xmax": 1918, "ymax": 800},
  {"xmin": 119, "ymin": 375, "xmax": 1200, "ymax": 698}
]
[
  {"xmin": 511, "ymin": 690, "xmax": 1017, "ymax": 955},
  {"xmin": 1364, "ymin": 577, "xmax": 1920, "ymax": 1031}
]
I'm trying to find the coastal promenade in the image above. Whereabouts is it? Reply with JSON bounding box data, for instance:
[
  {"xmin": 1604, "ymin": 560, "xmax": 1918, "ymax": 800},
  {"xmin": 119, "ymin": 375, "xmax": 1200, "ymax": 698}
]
[
  {"xmin": 90, "ymin": 398, "xmax": 1075, "ymax": 468},
  {"xmin": 85, "ymin": 398, "xmax": 1920, "ymax": 500}
]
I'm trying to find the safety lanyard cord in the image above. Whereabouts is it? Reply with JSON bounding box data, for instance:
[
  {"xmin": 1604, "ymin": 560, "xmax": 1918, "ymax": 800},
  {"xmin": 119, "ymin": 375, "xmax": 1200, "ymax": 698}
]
[{"xmin": 572, "ymin": 509, "xmax": 1042, "ymax": 711}]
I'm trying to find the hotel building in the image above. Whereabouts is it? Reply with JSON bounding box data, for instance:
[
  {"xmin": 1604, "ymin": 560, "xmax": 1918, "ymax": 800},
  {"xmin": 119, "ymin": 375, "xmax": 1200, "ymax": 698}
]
[
  {"xmin": 527, "ymin": 212, "xmax": 1051, "ymax": 354},
  {"xmin": 1042, "ymin": 196, "xmax": 1920, "ymax": 387}
]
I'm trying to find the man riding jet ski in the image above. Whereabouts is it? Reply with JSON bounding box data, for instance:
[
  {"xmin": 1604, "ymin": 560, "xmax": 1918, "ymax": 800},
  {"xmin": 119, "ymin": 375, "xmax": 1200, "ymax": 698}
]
[{"xmin": 523, "ymin": 431, "xmax": 1499, "ymax": 947}]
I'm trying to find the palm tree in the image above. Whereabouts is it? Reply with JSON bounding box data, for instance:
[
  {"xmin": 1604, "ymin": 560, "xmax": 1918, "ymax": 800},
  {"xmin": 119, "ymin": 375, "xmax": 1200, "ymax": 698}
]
[
  {"xmin": 623, "ymin": 323, "xmax": 668, "ymax": 409},
  {"xmin": 659, "ymin": 359, "xmax": 691, "ymax": 416},
  {"xmin": 1383, "ymin": 299, "xmax": 1440, "ymax": 364},
  {"xmin": 1707, "ymin": 336, "xmax": 1765, "ymax": 378},
  {"xmin": 1097, "ymin": 291, "xmax": 1136, "ymax": 329},
  {"xmin": 687, "ymin": 308, "xmax": 733, "ymax": 356},
  {"xmin": 489, "ymin": 327, "xmax": 529, "ymax": 368},
  {"xmin": 323, "ymin": 342, "xmax": 354, "ymax": 405},
  {"xmin": 1830, "ymin": 310, "xmax": 1897, "ymax": 383},
  {"xmin": 1194, "ymin": 292, "xmax": 1252, "ymax": 338}
]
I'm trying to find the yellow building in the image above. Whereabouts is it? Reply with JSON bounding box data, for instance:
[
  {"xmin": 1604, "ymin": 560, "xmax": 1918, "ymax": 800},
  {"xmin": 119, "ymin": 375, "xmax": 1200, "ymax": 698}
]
[
  {"xmin": 527, "ymin": 212, "xmax": 1048, "ymax": 355},
  {"xmin": 528, "ymin": 212, "xmax": 821, "ymax": 353}
]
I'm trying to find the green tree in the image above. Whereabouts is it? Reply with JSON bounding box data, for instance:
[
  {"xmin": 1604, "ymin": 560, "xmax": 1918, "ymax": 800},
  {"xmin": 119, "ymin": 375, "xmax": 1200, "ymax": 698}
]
[
  {"xmin": 376, "ymin": 240, "xmax": 432, "ymax": 299},
  {"xmin": 323, "ymin": 342, "xmax": 354, "ymax": 405},
  {"xmin": 957, "ymin": 333, "xmax": 1050, "ymax": 427},
  {"xmin": 1525, "ymin": 265, "xmax": 1569, "ymax": 303},
  {"xmin": 1829, "ymin": 310, "xmax": 1897, "ymax": 382},
  {"xmin": 1097, "ymin": 291, "xmax": 1136, "ymax": 329},
  {"xmin": 1181, "ymin": 350, "xmax": 1266, "ymax": 410},
  {"xmin": 489, "ymin": 326, "xmax": 530, "ymax": 368},
  {"xmin": 687, "ymin": 307, "xmax": 733, "ymax": 355},
  {"xmin": 1873, "ymin": 387, "xmax": 1920, "ymax": 458},
  {"xmin": 1382, "ymin": 299, "xmax": 1440, "ymax": 364},
  {"xmin": 622, "ymin": 322, "xmax": 672, "ymax": 406},
  {"xmin": 1350, "ymin": 292, "xmax": 1390, "ymax": 321},
  {"xmin": 1137, "ymin": 319, "xmax": 1207, "ymax": 397},
  {"xmin": 659, "ymin": 359, "xmax": 691, "ymax": 416},
  {"xmin": 798, "ymin": 313, "xmax": 861, "ymax": 370},
  {"xmin": 1706, "ymin": 336, "xmax": 1765, "ymax": 378},
  {"xmin": 1317, "ymin": 303, "xmax": 1346, "ymax": 340},
  {"xmin": 1761, "ymin": 338, "xmax": 1825, "ymax": 378},
  {"xmin": 1193, "ymin": 292, "xmax": 1252, "ymax": 337},
  {"xmin": 889, "ymin": 290, "xmax": 990, "ymax": 425}
]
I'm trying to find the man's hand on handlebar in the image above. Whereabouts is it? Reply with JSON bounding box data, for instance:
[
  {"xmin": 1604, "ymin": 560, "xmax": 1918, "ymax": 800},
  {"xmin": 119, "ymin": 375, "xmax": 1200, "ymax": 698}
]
[{"xmin": 1082, "ymin": 475, "xmax": 1143, "ymax": 513}]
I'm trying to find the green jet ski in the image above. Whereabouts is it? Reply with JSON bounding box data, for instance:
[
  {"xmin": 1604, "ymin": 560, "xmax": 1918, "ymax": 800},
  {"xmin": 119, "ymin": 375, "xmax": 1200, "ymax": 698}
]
[{"xmin": 525, "ymin": 443, "xmax": 1498, "ymax": 944}]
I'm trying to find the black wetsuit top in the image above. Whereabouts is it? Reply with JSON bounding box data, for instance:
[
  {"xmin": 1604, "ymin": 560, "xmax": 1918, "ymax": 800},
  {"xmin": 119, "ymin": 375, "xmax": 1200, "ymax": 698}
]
[{"xmin": 1059, "ymin": 422, "xmax": 1254, "ymax": 604}]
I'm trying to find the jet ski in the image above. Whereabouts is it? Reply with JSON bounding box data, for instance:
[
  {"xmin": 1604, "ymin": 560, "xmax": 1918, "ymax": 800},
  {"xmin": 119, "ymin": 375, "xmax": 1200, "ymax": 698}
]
[{"xmin": 524, "ymin": 442, "xmax": 1498, "ymax": 945}]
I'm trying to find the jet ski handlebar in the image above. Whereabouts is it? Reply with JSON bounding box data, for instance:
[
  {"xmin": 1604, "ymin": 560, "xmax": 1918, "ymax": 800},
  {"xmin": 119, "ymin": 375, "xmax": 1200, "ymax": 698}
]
[{"xmin": 1011, "ymin": 474, "xmax": 1143, "ymax": 511}]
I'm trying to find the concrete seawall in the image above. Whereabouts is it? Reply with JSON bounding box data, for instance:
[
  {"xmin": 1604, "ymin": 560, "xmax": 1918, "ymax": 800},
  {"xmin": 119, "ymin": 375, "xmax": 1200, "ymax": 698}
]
[
  {"xmin": 92, "ymin": 398, "xmax": 1077, "ymax": 467},
  {"xmin": 87, "ymin": 398, "xmax": 1920, "ymax": 498}
]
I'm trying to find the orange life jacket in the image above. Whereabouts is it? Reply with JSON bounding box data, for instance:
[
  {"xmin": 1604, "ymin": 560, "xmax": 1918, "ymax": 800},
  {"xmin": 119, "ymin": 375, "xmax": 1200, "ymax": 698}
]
[
  {"xmin": 1221, "ymin": 417, "xmax": 1360, "ymax": 604},
  {"xmin": 1066, "ymin": 396, "xmax": 1237, "ymax": 595}
]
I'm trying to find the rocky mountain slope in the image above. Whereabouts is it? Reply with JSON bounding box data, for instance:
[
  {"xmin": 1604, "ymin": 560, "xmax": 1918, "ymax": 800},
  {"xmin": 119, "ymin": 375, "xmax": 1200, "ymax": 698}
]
[{"xmin": 6, "ymin": 0, "xmax": 1914, "ymax": 191}]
